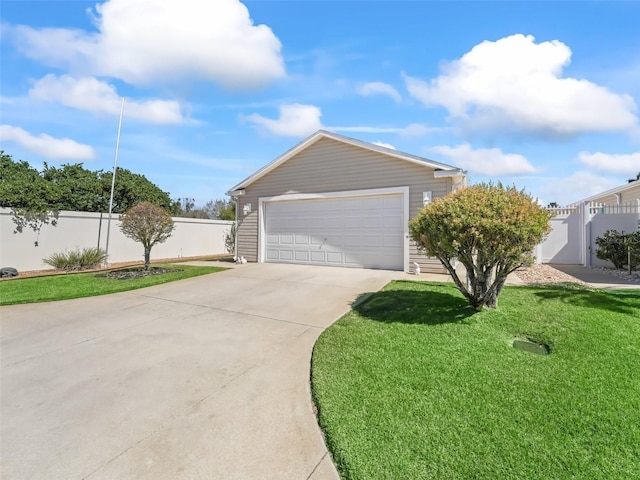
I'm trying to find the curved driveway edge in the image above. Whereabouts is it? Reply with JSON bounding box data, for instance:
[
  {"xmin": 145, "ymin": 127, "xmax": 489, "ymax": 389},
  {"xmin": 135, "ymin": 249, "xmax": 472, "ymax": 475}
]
[{"xmin": 1, "ymin": 263, "xmax": 407, "ymax": 479}]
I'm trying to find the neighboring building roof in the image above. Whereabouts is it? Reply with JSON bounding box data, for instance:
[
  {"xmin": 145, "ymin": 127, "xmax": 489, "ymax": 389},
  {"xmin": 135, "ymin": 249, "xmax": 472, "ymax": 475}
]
[
  {"xmin": 227, "ymin": 129, "xmax": 465, "ymax": 195},
  {"xmin": 572, "ymin": 178, "xmax": 640, "ymax": 204}
]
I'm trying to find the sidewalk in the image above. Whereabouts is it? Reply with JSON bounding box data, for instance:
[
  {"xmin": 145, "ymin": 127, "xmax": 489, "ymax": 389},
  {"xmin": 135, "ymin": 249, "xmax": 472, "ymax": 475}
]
[{"xmin": 550, "ymin": 264, "xmax": 640, "ymax": 290}]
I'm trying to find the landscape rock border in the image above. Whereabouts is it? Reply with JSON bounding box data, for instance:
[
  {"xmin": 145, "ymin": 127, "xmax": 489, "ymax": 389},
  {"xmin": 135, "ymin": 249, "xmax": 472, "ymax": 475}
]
[{"xmin": 515, "ymin": 264, "xmax": 588, "ymax": 286}]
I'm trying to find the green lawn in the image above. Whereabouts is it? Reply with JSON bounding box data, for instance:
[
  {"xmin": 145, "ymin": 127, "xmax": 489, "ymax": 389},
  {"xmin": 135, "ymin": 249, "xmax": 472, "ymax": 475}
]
[
  {"xmin": 0, "ymin": 264, "xmax": 225, "ymax": 305},
  {"xmin": 312, "ymin": 281, "xmax": 640, "ymax": 480}
]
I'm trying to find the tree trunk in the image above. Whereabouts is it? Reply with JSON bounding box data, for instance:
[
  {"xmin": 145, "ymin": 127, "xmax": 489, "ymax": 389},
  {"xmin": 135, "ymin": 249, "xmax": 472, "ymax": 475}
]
[
  {"xmin": 144, "ymin": 248, "xmax": 151, "ymax": 271},
  {"xmin": 485, "ymin": 290, "xmax": 498, "ymax": 309}
]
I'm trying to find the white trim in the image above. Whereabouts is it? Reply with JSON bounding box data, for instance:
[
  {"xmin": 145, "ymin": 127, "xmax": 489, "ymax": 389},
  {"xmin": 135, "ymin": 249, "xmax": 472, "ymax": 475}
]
[
  {"xmin": 258, "ymin": 186, "xmax": 410, "ymax": 272},
  {"xmin": 433, "ymin": 169, "xmax": 466, "ymax": 178},
  {"xmin": 572, "ymin": 180, "xmax": 639, "ymax": 204}
]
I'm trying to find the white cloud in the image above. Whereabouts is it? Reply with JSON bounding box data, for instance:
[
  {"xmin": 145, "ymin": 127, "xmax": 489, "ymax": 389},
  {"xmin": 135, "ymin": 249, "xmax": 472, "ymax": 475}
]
[
  {"xmin": 329, "ymin": 123, "xmax": 440, "ymax": 136},
  {"xmin": 357, "ymin": 82, "xmax": 401, "ymax": 102},
  {"xmin": 428, "ymin": 143, "xmax": 536, "ymax": 176},
  {"xmin": 29, "ymin": 74, "xmax": 185, "ymax": 124},
  {"xmin": 9, "ymin": 0, "xmax": 285, "ymax": 90},
  {"xmin": 245, "ymin": 104, "xmax": 323, "ymax": 137},
  {"xmin": 404, "ymin": 34, "xmax": 638, "ymax": 137},
  {"xmin": 400, "ymin": 123, "xmax": 435, "ymax": 137},
  {"xmin": 577, "ymin": 151, "xmax": 640, "ymax": 176},
  {"xmin": 537, "ymin": 171, "xmax": 620, "ymax": 206},
  {"xmin": 330, "ymin": 126, "xmax": 403, "ymax": 134},
  {"xmin": 0, "ymin": 125, "xmax": 96, "ymax": 160},
  {"xmin": 373, "ymin": 141, "xmax": 396, "ymax": 150}
]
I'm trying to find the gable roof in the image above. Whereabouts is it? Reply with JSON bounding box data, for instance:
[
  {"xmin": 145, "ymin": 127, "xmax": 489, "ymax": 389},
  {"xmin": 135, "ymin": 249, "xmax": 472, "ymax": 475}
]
[
  {"xmin": 227, "ymin": 129, "xmax": 465, "ymax": 194},
  {"xmin": 572, "ymin": 179, "xmax": 640, "ymax": 204}
]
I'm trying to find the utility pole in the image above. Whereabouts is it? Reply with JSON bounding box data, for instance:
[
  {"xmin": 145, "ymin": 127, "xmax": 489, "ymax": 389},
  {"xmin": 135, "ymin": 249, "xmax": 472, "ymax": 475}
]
[{"xmin": 104, "ymin": 96, "xmax": 125, "ymax": 267}]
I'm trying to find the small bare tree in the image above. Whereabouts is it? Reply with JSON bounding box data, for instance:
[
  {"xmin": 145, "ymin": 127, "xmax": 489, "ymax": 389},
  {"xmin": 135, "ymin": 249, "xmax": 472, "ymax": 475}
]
[{"xmin": 119, "ymin": 202, "xmax": 175, "ymax": 270}]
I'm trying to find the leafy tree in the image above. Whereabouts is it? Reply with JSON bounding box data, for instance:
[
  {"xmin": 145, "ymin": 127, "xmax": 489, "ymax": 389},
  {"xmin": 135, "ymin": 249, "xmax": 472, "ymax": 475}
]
[
  {"xmin": 175, "ymin": 197, "xmax": 209, "ymax": 219},
  {"xmin": 174, "ymin": 198, "xmax": 236, "ymax": 220},
  {"xmin": 0, "ymin": 152, "xmax": 178, "ymax": 235},
  {"xmin": 119, "ymin": 202, "xmax": 175, "ymax": 270},
  {"xmin": 0, "ymin": 151, "xmax": 61, "ymax": 234},
  {"xmin": 204, "ymin": 198, "xmax": 235, "ymax": 220},
  {"xmin": 42, "ymin": 163, "xmax": 105, "ymax": 212},
  {"xmin": 100, "ymin": 168, "xmax": 178, "ymax": 214},
  {"xmin": 409, "ymin": 183, "xmax": 552, "ymax": 309}
]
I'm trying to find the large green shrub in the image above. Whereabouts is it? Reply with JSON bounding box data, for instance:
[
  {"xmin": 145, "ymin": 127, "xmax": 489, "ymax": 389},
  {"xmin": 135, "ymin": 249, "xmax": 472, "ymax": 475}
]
[
  {"xmin": 43, "ymin": 247, "xmax": 107, "ymax": 271},
  {"xmin": 595, "ymin": 229, "xmax": 640, "ymax": 269},
  {"xmin": 409, "ymin": 183, "xmax": 552, "ymax": 309}
]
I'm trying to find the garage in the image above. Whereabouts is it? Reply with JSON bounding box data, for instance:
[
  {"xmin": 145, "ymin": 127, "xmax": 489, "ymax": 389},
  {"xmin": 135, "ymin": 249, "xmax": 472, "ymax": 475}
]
[
  {"xmin": 264, "ymin": 193, "xmax": 404, "ymax": 270},
  {"xmin": 228, "ymin": 130, "xmax": 467, "ymax": 273}
]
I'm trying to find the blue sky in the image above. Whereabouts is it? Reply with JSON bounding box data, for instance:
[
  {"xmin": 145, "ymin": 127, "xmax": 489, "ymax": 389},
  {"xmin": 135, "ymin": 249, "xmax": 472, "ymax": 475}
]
[{"xmin": 1, "ymin": 0, "xmax": 639, "ymax": 207}]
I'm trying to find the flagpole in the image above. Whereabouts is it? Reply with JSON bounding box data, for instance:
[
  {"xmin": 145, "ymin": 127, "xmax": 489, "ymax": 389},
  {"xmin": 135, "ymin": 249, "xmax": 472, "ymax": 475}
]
[{"xmin": 104, "ymin": 96, "xmax": 125, "ymax": 267}]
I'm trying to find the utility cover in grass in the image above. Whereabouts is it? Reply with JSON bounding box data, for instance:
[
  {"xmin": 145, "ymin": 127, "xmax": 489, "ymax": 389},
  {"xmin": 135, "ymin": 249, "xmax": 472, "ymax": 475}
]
[{"xmin": 513, "ymin": 337, "xmax": 551, "ymax": 355}]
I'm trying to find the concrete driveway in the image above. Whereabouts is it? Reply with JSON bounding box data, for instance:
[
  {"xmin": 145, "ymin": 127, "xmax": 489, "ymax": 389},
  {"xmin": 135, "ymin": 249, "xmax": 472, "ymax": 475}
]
[{"xmin": 1, "ymin": 263, "xmax": 406, "ymax": 480}]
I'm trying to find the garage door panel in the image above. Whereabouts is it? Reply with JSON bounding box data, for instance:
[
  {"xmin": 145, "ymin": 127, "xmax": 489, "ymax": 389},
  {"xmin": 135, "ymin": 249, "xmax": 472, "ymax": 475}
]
[
  {"xmin": 295, "ymin": 251, "xmax": 309, "ymax": 261},
  {"xmin": 326, "ymin": 252, "xmax": 343, "ymax": 264},
  {"xmin": 343, "ymin": 218, "xmax": 362, "ymax": 228},
  {"xmin": 384, "ymin": 215, "xmax": 403, "ymax": 228},
  {"xmin": 265, "ymin": 194, "xmax": 403, "ymax": 270},
  {"xmin": 279, "ymin": 250, "xmax": 294, "ymax": 261},
  {"xmin": 363, "ymin": 236, "xmax": 382, "ymax": 247},
  {"xmin": 279, "ymin": 234, "xmax": 294, "ymax": 244},
  {"xmin": 383, "ymin": 196, "xmax": 403, "ymax": 208},
  {"xmin": 362, "ymin": 216, "xmax": 382, "ymax": 227},
  {"xmin": 310, "ymin": 251, "xmax": 326, "ymax": 262},
  {"xmin": 266, "ymin": 234, "xmax": 280, "ymax": 244},
  {"xmin": 383, "ymin": 235, "xmax": 403, "ymax": 247},
  {"xmin": 343, "ymin": 235, "xmax": 362, "ymax": 247},
  {"xmin": 294, "ymin": 234, "xmax": 309, "ymax": 244}
]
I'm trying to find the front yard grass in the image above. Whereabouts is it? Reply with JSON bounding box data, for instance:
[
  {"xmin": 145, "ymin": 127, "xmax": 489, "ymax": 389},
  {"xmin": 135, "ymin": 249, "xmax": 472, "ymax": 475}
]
[
  {"xmin": 0, "ymin": 264, "xmax": 225, "ymax": 305},
  {"xmin": 311, "ymin": 281, "xmax": 640, "ymax": 480}
]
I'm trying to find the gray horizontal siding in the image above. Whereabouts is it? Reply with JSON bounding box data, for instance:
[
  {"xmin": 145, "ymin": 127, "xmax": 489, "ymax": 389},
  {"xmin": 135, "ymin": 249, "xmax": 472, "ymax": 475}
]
[
  {"xmin": 237, "ymin": 137, "xmax": 452, "ymax": 272},
  {"xmin": 620, "ymin": 183, "xmax": 640, "ymax": 204}
]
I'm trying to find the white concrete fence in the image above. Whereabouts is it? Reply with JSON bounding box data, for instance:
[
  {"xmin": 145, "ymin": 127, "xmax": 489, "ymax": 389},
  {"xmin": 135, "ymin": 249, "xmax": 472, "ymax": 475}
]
[
  {"xmin": 537, "ymin": 201, "xmax": 640, "ymax": 267},
  {"xmin": 0, "ymin": 208, "xmax": 234, "ymax": 272},
  {"xmin": 4, "ymin": 202, "xmax": 638, "ymax": 273}
]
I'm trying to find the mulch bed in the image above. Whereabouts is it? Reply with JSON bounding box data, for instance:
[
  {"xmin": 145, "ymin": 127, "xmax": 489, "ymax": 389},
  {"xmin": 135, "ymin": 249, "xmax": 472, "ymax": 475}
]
[
  {"xmin": 96, "ymin": 266, "xmax": 181, "ymax": 280},
  {"xmin": 0, "ymin": 254, "xmax": 232, "ymax": 281}
]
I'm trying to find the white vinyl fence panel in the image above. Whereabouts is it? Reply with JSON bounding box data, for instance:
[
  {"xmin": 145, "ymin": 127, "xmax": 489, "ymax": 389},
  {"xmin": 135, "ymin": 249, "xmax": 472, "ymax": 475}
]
[
  {"xmin": 538, "ymin": 201, "xmax": 639, "ymax": 267},
  {"xmin": 538, "ymin": 207, "xmax": 582, "ymax": 264},
  {"xmin": 0, "ymin": 208, "xmax": 233, "ymax": 272}
]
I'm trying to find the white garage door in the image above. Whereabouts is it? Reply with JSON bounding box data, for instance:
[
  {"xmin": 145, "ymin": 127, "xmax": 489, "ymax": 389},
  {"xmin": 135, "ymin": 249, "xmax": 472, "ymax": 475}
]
[{"xmin": 265, "ymin": 194, "xmax": 404, "ymax": 270}]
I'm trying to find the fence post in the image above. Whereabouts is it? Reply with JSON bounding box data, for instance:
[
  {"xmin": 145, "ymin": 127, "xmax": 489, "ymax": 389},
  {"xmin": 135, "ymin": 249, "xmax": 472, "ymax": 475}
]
[{"xmin": 582, "ymin": 201, "xmax": 591, "ymax": 267}]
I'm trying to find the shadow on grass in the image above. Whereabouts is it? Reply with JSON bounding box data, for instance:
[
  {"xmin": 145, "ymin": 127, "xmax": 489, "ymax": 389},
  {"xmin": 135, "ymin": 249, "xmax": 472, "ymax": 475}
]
[
  {"xmin": 531, "ymin": 284, "xmax": 640, "ymax": 316},
  {"xmin": 352, "ymin": 288, "xmax": 477, "ymax": 325}
]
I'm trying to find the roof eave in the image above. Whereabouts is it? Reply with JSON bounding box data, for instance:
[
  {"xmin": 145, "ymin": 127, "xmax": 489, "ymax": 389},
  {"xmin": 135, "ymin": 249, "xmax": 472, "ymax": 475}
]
[
  {"xmin": 227, "ymin": 131, "xmax": 326, "ymax": 192},
  {"xmin": 573, "ymin": 179, "xmax": 639, "ymax": 204},
  {"xmin": 226, "ymin": 129, "xmax": 464, "ymax": 192},
  {"xmin": 434, "ymin": 168, "xmax": 467, "ymax": 179}
]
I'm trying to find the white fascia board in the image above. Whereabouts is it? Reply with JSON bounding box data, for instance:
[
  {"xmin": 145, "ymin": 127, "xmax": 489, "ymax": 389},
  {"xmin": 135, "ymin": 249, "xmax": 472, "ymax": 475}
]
[
  {"xmin": 433, "ymin": 169, "xmax": 466, "ymax": 178},
  {"xmin": 227, "ymin": 132, "xmax": 326, "ymax": 192},
  {"xmin": 573, "ymin": 180, "xmax": 639, "ymax": 204}
]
